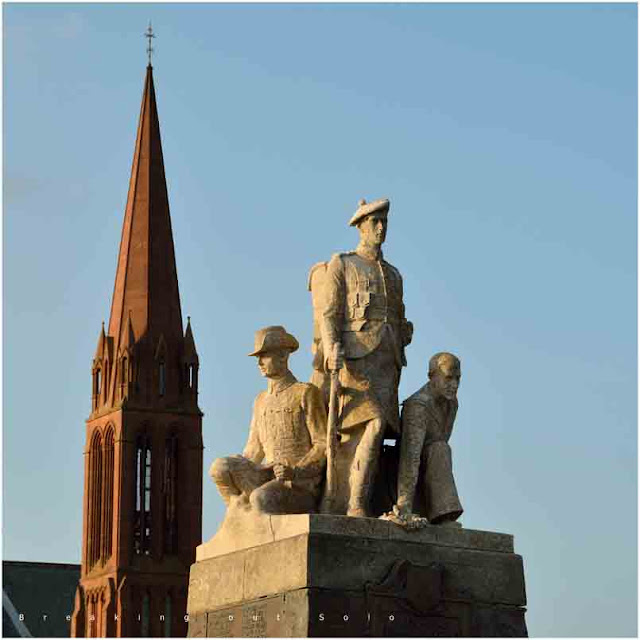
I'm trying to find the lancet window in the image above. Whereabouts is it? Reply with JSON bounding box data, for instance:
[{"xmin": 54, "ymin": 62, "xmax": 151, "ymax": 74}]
[
  {"xmin": 105, "ymin": 362, "xmax": 111, "ymax": 402},
  {"xmin": 159, "ymin": 361, "xmax": 166, "ymax": 396},
  {"xmin": 87, "ymin": 431, "xmax": 103, "ymax": 569},
  {"xmin": 184, "ymin": 362, "xmax": 198, "ymax": 396},
  {"xmin": 134, "ymin": 434, "xmax": 152, "ymax": 555},
  {"xmin": 163, "ymin": 434, "xmax": 178, "ymax": 554},
  {"xmin": 188, "ymin": 364, "xmax": 194, "ymax": 389},
  {"xmin": 120, "ymin": 357, "xmax": 128, "ymax": 399},
  {"xmin": 92, "ymin": 368, "xmax": 102, "ymax": 411},
  {"xmin": 101, "ymin": 427, "xmax": 114, "ymax": 561}
]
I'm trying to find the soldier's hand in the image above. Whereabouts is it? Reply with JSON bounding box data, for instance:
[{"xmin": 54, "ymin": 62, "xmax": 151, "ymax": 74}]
[
  {"xmin": 327, "ymin": 343, "xmax": 345, "ymax": 371},
  {"xmin": 273, "ymin": 463, "xmax": 295, "ymax": 482},
  {"xmin": 402, "ymin": 320, "xmax": 414, "ymax": 346}
]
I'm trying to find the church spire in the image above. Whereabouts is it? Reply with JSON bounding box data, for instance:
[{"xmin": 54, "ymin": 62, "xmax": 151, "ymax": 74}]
[
  {"xmin": 73, "ymin": 58, "xmax": 203, "ymax": 638},
  {"xmin": 107, "ymin": 64, "xmax": 183, "ymax": 352}
]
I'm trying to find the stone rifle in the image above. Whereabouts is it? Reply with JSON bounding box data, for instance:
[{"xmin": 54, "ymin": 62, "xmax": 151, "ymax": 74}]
[
  {"xmin": 308, "ymin": 260, "xmax": 340, "ymax": 514},
  {"xmin": 320, "ymin": 345, "xmax": 340, "ymax": 514}
]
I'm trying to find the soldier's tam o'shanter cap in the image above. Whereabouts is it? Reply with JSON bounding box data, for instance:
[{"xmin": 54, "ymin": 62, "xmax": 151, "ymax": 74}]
[
  {"xmin": 349, "ymin": 197, "xmax": 390, "ymax": 227},
  {"xmin": 248, "ymin": 325, "xmax": 299, "ymax": 357}
]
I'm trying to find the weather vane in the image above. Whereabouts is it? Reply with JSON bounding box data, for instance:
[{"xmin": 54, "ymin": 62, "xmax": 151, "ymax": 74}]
[{"xmin": 145, "ymin": 22, "xmax": 155, "ymax": 65}]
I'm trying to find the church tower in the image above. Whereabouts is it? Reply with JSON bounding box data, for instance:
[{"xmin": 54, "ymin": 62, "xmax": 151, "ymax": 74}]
[{"xmin": 71, "ymin": 62, "xmax": 203, "ymax": 638}]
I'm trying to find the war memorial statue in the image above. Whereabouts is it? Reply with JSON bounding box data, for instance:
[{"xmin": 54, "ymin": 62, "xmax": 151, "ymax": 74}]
[
  {"xmin": 385, "ymin": 352, "xmax": 464, "ymax": 529},
  {"xmin": 310, "ymin": 198, "xmax": 413, "ymax": 516},
  {"xmin": 210, "ymin": 326, "xmax": 327, "ymax": 515},
  {"xmin": 187, "ymin": 197, "xmax": 528, "ymax": 637}
]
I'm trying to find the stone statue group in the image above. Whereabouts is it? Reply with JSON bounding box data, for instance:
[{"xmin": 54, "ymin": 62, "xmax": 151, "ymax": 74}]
[{"xmin": 211, "ymin": 198, "xmax": 463, "ymax": 529}]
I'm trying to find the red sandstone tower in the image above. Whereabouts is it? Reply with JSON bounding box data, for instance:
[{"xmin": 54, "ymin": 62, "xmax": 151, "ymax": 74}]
[{"xmin": 71, "ymin": 64, "xmax": 203, "ymax": 637}]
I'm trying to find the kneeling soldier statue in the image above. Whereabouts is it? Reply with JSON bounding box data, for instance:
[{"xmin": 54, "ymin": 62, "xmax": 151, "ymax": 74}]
[
  {"xmin": 390, "ymin": 352, "xmax": 464, "ymax": 527},
  {"xmin": 210, "ymin": 326, "xmax": 327, "ymax": 514}
]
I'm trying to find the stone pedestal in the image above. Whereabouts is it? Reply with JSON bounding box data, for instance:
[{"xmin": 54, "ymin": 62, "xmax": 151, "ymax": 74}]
[{"xmin": 187, "ymin": 513, "xmax": 527, "ymax": 637}]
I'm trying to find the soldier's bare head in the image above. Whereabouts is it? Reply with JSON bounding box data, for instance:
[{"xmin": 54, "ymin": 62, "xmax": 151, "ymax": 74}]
[{"xmin": 428, "ymin": 352, "xmax": 461, "ymax": 401}]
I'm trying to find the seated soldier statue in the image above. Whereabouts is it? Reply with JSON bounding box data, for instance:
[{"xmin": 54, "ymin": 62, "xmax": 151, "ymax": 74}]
[{"xmin": 210, "ymin": 326, "xmax": 328, "ymax": 514}]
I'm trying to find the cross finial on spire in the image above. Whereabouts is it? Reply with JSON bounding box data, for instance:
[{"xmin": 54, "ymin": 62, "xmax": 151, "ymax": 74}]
[{"xmin": 145, "ymin": 22, "xmax": 155, "ymax": 66}]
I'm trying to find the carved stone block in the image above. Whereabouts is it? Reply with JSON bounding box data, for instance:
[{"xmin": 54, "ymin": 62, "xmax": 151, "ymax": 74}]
[{"xmin": 187, "ymin": 514, "xmax": 527, "ymax": 637}]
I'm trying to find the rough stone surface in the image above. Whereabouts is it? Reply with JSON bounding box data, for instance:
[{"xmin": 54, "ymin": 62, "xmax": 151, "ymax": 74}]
[
  {"xmin": 188, "ymin": 514, "xmax": 526, "ymax": 637},
  {"xmin": 188, "ymin": 592, "xmax": 309, "ymax": 638},
  {"xmin": 188, "ymin": 588, "xmax": 527, "ymax": 638},
  {"xmin": 197, "ymin": 513, "xmax": 513, "ymax": 563},
  {"xmin": 196, "ymin": 497, "xmax": 275, "ymax": 560}
]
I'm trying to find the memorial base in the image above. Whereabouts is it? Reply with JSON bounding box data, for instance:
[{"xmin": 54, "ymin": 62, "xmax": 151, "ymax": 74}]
[{"xmin": 187, "ymin": 514, "xmax": 527, "ymax": 637}]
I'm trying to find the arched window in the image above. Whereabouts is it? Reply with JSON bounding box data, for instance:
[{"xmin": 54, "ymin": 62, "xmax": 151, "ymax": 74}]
[
  {"xmin": 87, "ymin": 431, "xmax": 103, "ymax": 569},
  {"xmin": 102, "ymin": 427, "xmax": 114, "ymax": 561},
  {"xmin": 163, "ymin": 434, "xmax": 178, "ymax": 554},
  {"xmin": 134, "ymin": 434, "xmax": 152, "ymax": 556}
]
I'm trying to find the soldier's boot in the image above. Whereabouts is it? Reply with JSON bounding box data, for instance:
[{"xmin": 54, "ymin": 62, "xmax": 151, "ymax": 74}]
[{"xmin": 347, "ymin": 417, "xmax": 385, "ymax": 517}]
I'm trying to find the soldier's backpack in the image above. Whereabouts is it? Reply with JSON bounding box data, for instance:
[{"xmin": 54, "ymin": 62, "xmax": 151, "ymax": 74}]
[{"xmin": 307, "ymin": 261, "xmax": 330, "ymax": 407}]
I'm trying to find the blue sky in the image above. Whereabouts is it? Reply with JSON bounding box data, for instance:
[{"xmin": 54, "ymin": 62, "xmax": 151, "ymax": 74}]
[{"xmin": 3, "ymin": 3, "xmax": 637, "ymax": 637}]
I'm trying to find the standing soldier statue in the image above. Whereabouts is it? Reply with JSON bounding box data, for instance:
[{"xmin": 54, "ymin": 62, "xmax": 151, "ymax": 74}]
[{"xmin": 310, "ymin": 198, "xmax": 413, "ymax": 517}]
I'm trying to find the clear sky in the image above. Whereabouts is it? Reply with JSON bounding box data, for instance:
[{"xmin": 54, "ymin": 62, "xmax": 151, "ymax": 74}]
[{"xmin": 3, "ymin": 3, "xmax": 637, "ymax": 637}]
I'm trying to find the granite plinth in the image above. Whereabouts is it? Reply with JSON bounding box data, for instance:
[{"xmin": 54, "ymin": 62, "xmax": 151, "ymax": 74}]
[{"xmin": 188, "ymin": 514, "xmax": 527, "ymax": 637}]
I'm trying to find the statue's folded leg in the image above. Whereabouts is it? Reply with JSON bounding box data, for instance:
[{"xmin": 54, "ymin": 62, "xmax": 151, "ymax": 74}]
[
  {"xmin": 249, "ymin": 479, "xmax": 318, "ymax": 514},
  {"xmin": 422, "ymin": 441, "xmax": 463, "ymax": 523},
  {"xmin": 209, "ymin": 456, "xmax": 273, "ymax": 505}
]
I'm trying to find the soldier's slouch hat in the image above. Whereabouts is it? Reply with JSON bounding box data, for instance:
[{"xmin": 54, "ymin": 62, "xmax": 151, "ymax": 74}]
[
  {"xmin": 248, "ymin": 325, "xmax": 299, "ymax": 356},
  {"xmin": 349, "ymin": 197, "xmax": 390, "ymax": 227}
]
